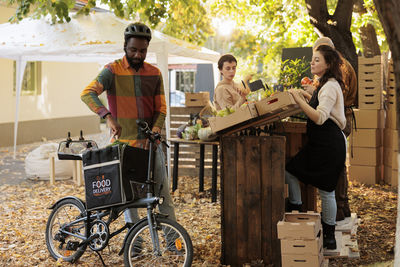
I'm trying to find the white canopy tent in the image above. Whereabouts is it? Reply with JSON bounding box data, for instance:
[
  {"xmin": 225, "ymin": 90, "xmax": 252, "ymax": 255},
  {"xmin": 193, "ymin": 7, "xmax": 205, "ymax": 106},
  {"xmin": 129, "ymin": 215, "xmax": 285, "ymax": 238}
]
[{"xmin": 0, "ymin": 12, "xmax": 220, "ymax": 161}]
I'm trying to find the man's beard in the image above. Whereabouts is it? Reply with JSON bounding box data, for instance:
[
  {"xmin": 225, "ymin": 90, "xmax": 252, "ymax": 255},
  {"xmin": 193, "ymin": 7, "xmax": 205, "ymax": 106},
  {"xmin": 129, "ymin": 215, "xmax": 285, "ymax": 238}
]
[{"xmin": 126, "ymin": 55, "xmax": 144, "ymax": 71}]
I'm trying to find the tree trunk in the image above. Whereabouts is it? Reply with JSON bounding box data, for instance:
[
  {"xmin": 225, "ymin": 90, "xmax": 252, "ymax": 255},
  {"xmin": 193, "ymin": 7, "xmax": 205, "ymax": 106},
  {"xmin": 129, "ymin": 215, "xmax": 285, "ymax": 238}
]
[
  {"xmin": 374, "ymin": 0, "xmax": 400, "ymax": 133},
  {"xmin": 305, "ymin": 0, "xmax": 358, "ymax": 74},
  {"xmin": 373, "ymin": 2, "xmax": 400, "ymax": 264},
  {"xmin": 354, "ymin": 0, "xmax": 381, "ymax": 57}
]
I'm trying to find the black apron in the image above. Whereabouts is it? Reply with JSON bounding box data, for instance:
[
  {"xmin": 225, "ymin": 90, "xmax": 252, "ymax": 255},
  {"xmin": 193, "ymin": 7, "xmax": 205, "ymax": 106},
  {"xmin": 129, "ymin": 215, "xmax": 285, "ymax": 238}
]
[{"xmin": 286, "ymin": 88, "xmax": 346, "ymax": 192}]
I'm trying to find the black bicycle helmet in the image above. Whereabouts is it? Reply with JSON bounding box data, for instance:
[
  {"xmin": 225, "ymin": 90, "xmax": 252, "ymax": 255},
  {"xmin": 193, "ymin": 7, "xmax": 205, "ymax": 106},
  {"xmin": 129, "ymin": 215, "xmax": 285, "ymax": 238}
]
[{"xmin": 124, "ymin": 22, "xmax": 152, "ymax": 42}]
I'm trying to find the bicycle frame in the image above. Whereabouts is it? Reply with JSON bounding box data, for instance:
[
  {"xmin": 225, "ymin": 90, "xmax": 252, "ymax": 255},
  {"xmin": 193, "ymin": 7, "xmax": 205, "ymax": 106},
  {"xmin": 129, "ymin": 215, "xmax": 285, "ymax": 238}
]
[{"xmin": 53, "ymin": 122, "xmax": 166, "ymax": 254}]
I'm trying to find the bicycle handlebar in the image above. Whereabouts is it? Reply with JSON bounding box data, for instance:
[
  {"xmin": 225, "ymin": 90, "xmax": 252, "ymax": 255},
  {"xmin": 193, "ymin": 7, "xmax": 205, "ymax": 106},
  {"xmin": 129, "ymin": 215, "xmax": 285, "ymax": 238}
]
[{"xmin": 136, "ymin": 120, "xmax": 169, "ymax": 148}]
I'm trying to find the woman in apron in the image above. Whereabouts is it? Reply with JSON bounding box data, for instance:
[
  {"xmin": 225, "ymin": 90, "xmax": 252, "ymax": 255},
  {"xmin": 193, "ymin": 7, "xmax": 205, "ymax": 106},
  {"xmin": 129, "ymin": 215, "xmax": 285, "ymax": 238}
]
[{"xmin": 285, "ymin": 45, "xmax": 347, "ymax": 250}]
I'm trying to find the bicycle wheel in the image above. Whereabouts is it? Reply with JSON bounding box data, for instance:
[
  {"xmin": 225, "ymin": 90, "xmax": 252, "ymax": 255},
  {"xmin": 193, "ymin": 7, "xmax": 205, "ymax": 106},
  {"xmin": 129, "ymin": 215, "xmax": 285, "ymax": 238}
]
[
  {"xmin": 124, "ymin": 217, "xmax": 193, "ymax": 267},
  {"xmin": 45, "ymin": 198, "xmax": 87, "ymax": 263}
]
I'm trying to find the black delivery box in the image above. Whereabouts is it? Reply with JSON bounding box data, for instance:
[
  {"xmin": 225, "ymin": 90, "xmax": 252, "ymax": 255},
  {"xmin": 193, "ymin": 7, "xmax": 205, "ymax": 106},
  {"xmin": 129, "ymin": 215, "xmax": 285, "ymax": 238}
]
[{"xmin": 82, "ymin": 144, "xmax": 149, "ymax": 211}]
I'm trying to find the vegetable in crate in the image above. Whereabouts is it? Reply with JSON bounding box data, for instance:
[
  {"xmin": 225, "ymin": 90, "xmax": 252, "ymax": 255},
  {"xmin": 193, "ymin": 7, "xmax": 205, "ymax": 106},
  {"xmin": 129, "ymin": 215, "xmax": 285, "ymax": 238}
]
[{"xmin": 216, "ymin": 107, "xmax": 235, "ymax": 117}]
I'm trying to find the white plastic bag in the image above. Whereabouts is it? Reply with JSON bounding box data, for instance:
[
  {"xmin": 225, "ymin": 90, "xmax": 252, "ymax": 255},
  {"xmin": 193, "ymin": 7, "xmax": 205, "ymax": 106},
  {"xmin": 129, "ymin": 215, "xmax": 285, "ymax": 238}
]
[{"xmin": 25, "ymin": 143, "xmax": 73, "ymax": 180}]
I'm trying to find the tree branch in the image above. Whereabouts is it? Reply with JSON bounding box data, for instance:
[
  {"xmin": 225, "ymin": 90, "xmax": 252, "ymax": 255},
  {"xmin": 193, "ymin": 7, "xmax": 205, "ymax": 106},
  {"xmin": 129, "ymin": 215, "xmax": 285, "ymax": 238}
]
[
  {"xmin": 305, "ymin": 0, "xmax": 329, "ymax": 30},
  {"xmin": 333, "ymin": 0, "xmax": 355, "ymax": 31}
]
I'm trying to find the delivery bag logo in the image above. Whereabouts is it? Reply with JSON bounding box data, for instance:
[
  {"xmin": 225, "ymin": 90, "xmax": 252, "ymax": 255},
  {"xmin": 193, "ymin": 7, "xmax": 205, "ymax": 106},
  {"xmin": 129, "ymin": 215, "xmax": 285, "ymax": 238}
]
[{"xmin": 92, "ymin": 175, "xmax": 112, "ymax": 196}]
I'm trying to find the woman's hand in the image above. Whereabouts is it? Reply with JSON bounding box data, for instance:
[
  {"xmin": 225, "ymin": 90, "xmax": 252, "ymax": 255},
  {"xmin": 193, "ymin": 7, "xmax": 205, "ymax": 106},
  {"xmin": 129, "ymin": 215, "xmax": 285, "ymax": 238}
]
[
  {"xmin": 288, "ymin": 88, "xmax": 306, "ymax": 104},
  {"xmin": 302, "ymin": 84, "xmax": 316, "ymax": 95}
]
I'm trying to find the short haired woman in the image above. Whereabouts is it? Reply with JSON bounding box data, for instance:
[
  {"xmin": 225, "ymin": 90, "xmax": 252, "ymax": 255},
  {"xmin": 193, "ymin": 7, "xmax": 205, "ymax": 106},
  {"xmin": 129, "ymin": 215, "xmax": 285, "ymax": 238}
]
[{"xmin": 213, "ymin": 54, "xmax": 251, "ymax": 110}]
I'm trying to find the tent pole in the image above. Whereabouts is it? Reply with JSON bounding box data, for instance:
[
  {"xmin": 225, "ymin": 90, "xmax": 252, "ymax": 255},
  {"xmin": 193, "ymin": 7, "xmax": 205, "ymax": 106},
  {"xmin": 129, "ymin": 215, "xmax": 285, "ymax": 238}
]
[
  {"xmin": 13, "ymin": 59, "xmax": 27, "ymax": 159},
  {"xmin": 156, "ymin": 49, "xmax": 171, "ymax": 183}
]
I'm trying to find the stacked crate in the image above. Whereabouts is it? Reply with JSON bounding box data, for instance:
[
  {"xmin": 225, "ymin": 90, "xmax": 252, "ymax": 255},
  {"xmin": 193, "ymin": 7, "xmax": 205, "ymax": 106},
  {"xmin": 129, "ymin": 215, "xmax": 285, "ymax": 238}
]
[
  {"xmin": 349, "ymin": 56, "xmax": 385, "ymax": 185},
  {"xmin": 383, "ymin": 60, "xmax": 398, "ymax": 186},
  {"xmin": 277, "ymin": 211, "xmax": 324, "ymax": 267}
]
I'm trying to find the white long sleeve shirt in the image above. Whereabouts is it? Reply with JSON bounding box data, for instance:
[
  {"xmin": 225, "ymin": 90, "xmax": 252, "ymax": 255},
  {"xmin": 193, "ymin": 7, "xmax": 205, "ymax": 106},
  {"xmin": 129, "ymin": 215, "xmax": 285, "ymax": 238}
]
[{"xmin": 316, "ymin": 79, "xmax": 346, "ymax": 130}]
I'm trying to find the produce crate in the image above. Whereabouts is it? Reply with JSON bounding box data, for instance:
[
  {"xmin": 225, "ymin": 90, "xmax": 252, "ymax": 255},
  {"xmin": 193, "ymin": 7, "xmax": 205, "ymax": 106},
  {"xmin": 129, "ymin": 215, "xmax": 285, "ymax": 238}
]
[
  {"xmin": 208, "ymin": 103, "xmax": 258, "ymax": 133},
  {"xmin": 255, "ymin": 91, "xmax": 302, "ymax": 116},
  {"xmin": 358, "ymin": 56, "xmax": 385, "ymax": 109},
  {"xmin": 277, "ymin": 211, "xmax": 322, "ymax": 240},
  {"xmin": 185, "ymin": 92, "xmax": 209, "ymax": 107},
  {"xmin": 281, "ymin": 250, "xmax": 324, "ymax": 267},
  {"xmin": 385, "ymin": 61, "xmax": 397, "ymax": 129},
  {"xmin": 280, "ymin": 236, "xmax": 323, "ymax": 256},
  {"xmin": 220, "ymin": 136, "xmax": 285, "ymax": 267},
  {"xmin": 388, "ymin": 66, "xmax": 395, "ymax": 89}
]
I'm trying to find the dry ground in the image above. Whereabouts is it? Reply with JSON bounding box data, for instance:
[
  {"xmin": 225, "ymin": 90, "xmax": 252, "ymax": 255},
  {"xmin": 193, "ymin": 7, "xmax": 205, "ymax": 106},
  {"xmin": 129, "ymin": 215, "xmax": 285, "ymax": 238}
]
[
  {"xmin": 0, "ymin": 176, "xmax": 396, "ymax": 267},
  {"xmin": 0, "ymin": 142, "xmax": 397, "ymax": 266}
]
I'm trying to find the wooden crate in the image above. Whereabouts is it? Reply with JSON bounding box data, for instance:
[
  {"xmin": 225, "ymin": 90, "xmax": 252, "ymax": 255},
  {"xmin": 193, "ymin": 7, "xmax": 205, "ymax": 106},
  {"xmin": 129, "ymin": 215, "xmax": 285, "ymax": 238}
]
[
  {"xmin": 167, "ymin": 107, "xmax": 219, "ymax": 177},
  {"xmin": 185, "ymin": 92, "xmax": 209, "ymax": 107},
  {"xmin": 220, "ymin": 136, "xmax": 285, "ymax": 267},
  {"xmin": 273, "ymin": 121, "xmax": 317, "ymax": 212}
]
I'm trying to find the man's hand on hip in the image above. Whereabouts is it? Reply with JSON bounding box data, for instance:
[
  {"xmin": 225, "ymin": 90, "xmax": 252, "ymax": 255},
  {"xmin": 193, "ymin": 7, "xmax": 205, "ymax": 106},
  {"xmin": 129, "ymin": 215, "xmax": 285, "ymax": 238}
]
[{"xmin": 105, "ymin": 114, "xmax": 122, "ymax": 138}]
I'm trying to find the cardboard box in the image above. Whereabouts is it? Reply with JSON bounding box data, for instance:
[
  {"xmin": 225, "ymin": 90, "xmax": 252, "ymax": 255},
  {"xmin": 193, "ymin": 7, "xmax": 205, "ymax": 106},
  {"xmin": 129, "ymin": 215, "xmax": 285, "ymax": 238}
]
[
  {"xmin": 208, "ymin": 103, "xmax": 258, "ymax": 133},
  {"xmin": 383, "ymin": 128, "xmax": 398, "ymax": 150},
  {"xmin": 384, "ymin": 166, "xmax": 398, "ymax": 186},
  {"xmin": 350, "ymin": 128, "xmax": 382, "ymax": 147},
  {"xmin": 358, "ymin": 55, "xmax": 382, "ymax": 65},
  {"xmin": 359, "ymin": 93, "xmax": 383, "ymax": 106},
  {"xmin": 383, "ymin": 147, "xmax": 398, "ymax": 168},
  {"xmin": 359, "ymin": 98, "xmax": 383, "ymax": 110},
  {"xmin": 386, "ymin": 105, "xmax": 398, "ymax": 130},
  {"xmin": 349, "ymin": 147, "xmax": 382, "ymax": 166},
  {"xmin": 281, "ymin": 251, "xmax": 323, "ymax": 267},
  {"xmin": 358, "ymin": 81, "xmax": 382, "ymax": 92},
  {"xmin": 280, "ymin": 237, "xmax": 322, "ymax": 256},
  {"xmin": 185, "ymin": 92, "xmax": 209, "ymax": 107},
  {"xmin": 353, "ymin": 109, "xmax": 384, "ymax": 129},
  {"xmin": 255, "ymin": 91, "xmax": 302, "ymax": 116},
  {"xmin": 348, "ymin": 165, "xmax": 382, "ymax": 185},
  {"xmin": 277, "ymin": 211, "xmax": 322, "ymax": 240}
]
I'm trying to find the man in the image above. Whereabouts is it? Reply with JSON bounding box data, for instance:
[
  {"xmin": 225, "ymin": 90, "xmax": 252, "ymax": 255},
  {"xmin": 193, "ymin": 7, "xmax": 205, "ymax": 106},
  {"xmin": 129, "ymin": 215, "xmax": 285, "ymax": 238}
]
[
  {"xmin": 81, "ymin": 22, "xmax": 176, "ymax": 225},
  {"xmin": 303, "ymin": 37, "xmax": 358, "ymax": 221}
]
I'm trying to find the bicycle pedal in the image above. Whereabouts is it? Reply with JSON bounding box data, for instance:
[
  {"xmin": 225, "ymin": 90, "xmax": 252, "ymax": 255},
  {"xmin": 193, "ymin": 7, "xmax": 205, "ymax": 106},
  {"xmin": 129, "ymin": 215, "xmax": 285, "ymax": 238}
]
[{"xmin": 66, "ymin": 241, "xmax": 80, "ymax": 251}]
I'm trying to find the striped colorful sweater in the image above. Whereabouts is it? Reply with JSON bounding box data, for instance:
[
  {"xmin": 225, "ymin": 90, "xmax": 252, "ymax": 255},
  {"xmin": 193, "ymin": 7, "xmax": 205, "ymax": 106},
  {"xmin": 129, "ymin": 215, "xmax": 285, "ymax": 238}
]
[{"xmin": 81, "ymin": 56, "xmax": 166, "ymax": 148}]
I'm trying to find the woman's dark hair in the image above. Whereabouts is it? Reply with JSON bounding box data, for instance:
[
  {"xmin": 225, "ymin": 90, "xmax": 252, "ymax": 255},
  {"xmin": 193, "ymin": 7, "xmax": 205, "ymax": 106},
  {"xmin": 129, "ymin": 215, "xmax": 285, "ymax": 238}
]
[
  {"xmin": 218, "ymin": 54, "xmax": 237, "ymax": 70},
  {"xmin": 315, "ymin": 45, "xmax": 344, "ymax": 90}
]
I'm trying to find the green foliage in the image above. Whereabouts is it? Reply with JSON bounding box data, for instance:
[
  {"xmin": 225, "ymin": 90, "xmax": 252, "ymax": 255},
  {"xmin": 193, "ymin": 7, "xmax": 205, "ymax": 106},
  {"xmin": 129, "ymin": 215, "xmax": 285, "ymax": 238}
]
[
  {"xmin": 211, "ymin": 0, "xmax": 317, "ymax": 84},
  {"xmin": 6, "ymin": 0, "xmax": 213, "ymax": 46},
  {"xmin": 278, "ymin": 57, "xmax": 310, "ymax": 90},
  {"xmin": 211, "ymin": 0, "xmax": 387, "ymax": 83},
  {"xmin": 158, "ymin": 0, "xmax": 214, "ymax": 46},
  {"xmin": 351, "ymin": 0, "xmax": 388, "ymax": 52}
]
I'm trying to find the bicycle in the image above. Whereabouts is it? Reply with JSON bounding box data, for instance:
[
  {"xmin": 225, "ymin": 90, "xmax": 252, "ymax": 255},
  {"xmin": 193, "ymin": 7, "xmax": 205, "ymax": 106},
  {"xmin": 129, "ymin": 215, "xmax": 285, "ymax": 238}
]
[{"xmin": 45, "ymin": 121, "xmax": 193, "ymax": 266}]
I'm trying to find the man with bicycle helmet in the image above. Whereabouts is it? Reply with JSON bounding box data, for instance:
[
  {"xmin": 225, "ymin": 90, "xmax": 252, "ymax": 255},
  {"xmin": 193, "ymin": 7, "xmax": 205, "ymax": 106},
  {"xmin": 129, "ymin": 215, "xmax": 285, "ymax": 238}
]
[{"xmin": 81, "ymin": 22, "xmax": 176, "ymax": 225}]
